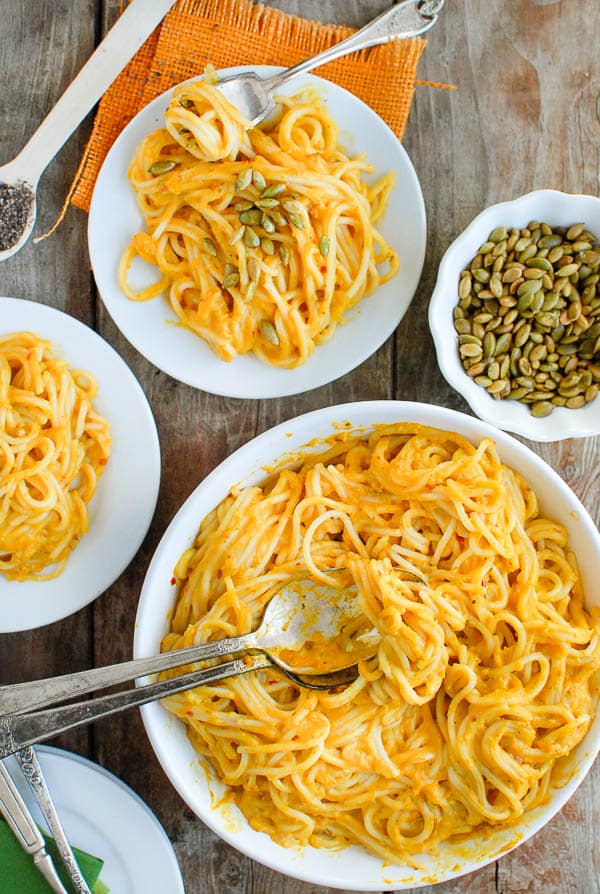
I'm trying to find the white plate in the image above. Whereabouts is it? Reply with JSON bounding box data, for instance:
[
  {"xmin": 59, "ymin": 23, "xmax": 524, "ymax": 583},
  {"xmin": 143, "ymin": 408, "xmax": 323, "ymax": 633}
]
[
  {"xmin": 134, "ymin": 400, "xmax": 600, "ymax": 891},
  {"xmin": 88, "ymin": 66, "xmax": 426, "ymax": 398},
  {"xmin": 3, "ymin": 745, "xmax": 184, "ymax": 894},
  {"xmin": 0, "ymin": 297, "xmax": 161, "ymax": 632}
]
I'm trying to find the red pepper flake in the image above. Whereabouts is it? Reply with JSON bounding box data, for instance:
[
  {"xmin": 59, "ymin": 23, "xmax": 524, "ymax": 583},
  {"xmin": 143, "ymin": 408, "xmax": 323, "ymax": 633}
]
[
  {"xmin": 99, "ymin": 458, "xmax": 107, "ymax": 465},
  {"xmin": 170, "ymin": 577, "xmax": 177, "ymax": 586}
]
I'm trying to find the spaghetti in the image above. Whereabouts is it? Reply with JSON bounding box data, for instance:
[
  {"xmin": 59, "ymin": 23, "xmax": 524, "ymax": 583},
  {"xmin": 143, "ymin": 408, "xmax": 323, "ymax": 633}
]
[
  {"xmin": 163, "ymin": 424, "xmax": 600, "ymax": 863},
  {"xmin": 120, "ymin": 74, "xmax": 399, "ymax": 368},
  {"xmin": 0, "ymin": 332, "xmax": 112, "ymax": 582}
]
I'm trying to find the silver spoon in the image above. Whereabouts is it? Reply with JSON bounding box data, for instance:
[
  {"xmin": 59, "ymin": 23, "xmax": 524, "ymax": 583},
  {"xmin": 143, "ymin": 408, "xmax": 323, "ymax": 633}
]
[
  {"xmin": 216, "ymin": 0, "xmax": 445, "ymax": 126},
  {"xmin": 0, "ymin": 0, "xmax": 176, "ymax": 261},
  {"xmin": 0, "ymin": 575, "xmax": 380, "ymax": 758}
]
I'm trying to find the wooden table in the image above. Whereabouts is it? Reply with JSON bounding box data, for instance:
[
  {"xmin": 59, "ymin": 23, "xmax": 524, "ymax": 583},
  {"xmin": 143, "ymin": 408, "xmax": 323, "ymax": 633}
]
[{"xmin": 1, "ymin": 1, "xmax": 598, "ymax": 892}]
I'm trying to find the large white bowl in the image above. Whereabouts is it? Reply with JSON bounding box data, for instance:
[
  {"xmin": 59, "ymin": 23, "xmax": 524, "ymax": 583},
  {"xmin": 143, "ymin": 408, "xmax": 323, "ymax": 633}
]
[
  {"xmin": 134, "ymin": 401, "xmax": 600, "ymax": 890},
  {"xmin": 429, "ymin": 189, "xmax": 600, "ymax": 441},
  {"xmin": 89, "ymin": 66, "xmax": 426, "ymax": 399}
]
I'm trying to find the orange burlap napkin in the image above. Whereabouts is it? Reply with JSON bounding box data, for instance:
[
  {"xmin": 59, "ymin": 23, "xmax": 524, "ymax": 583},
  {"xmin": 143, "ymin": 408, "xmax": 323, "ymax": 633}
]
[{"xmin": 71, "ymin": 0, "xmax": 430, "ymax": 212}]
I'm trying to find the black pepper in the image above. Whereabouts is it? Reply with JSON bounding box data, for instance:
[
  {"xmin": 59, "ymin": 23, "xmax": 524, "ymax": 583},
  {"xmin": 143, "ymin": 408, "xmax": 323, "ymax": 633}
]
[{"xmin": 0, "ymin": 182, "xmax": 34, "ymax": 251}]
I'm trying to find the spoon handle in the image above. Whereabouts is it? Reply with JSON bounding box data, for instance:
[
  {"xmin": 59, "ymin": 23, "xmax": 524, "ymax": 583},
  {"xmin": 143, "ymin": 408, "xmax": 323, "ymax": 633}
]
[
  {"xmin": 262, "ymin": 0, "xmax": 444, "ymax": 93},
  {"xmin": 0, "ymin": 656, "xmax": 271, "ymax": 759},
  {"xmin": 8, "ymin": 0, "xmax": 176, "ymax": 184},
  {"xmin": 0, "ymin": 631, "xmax": 256, "ymax": 716}
]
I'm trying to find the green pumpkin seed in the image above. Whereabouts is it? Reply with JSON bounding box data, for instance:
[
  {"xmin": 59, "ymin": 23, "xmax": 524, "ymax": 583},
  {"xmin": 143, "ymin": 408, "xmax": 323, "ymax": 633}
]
[
  {"xmin": 202, "ymin": 237, "xmax": 217, "ymax": 256},
  {"xmin": 234, "ymin": 200, "xmax": 254, "ymax": 212},
  {"xmin": 489, "ymin": 226, "xmax": 508, "ymax": 242},
  {"xmin": 517, "ymin": 279, "xmax": 543, "ymax": 297},
  {"xmin": 571, "ymin": 241, "xmax": 593, "ymax": 252},
  {"xmin": 148, "ymin": 160, "xmax": 177, "ymax": 175},
  {"xmin": 566, "ymin": 395, "xmax": 586, "ymax": 409},
  {"xmin": 279, "ymin": 244, "xmax": 290, "ymax": 264},
  {"xmin": 557, "ymin": 263, "xmax": 579, "ymax": 278},
  {"xmin": 236, "ymin": 169, "xmax": 253, "ymax": 191},
  {"xmin": 474, "ymin": 268, "xmax": 491, "ymax": 283},
  {"xmin": 566, "ymin": 223, "xmax": 585, "ymax": 241},
  {"xmin": 223, "ymin": 272, "xmax": 240, "ymax": 288},
  {"xmin": 319, "ymin": 235, "xmax": 330, "ymax": 257},
  {"xmin": 261, "ymin": 183, "xmax": 286, "ymax": 198},
  {"xmin": 243, "ymin": 226, "xmax": 260, "ymax": 248},
  {"xmin": 538, "ymin": 234, "xmax": 563, "ymax": 249},
  {"xmin": 239, "ymin": 209, "xmax": 262, "ymax": 226},
  {"xmin": 255, "ymin": 198, "xmax": 280, "ymax": 209},
  {"xmin": 474, "ymin": 375, "xmax": 493, "ymax": 387},
  {"xmin": 272, "ymin": 210, "xmax": 288, "ymax": 228},
  {"xmin": 289, "ymin": 213, "xmax": 305, "ymax": 229},
  {"xmin": 530, "ymin": 401, "xmax": 554, "ymax": 417},
  {"xmin": 252, "ymin": 170, "xmax": 267, "ymax": 191},
  {"xmin": 261, "ymin": 237, "xmax": 275, "ymax": 255},
  {"xmin": 487, "ymin": 379, "xmax": 508, "ymax": 394},
  {"xmin": 585, "ymin": 384, "xmax": 599, "ymax": 402},
  {"xmin": 261, "ymin": 214, "xmax": 276, "ymax": 234},
  {"xmin": 459, "ymin": 343, "xmax": 483, "ymax": 358}
]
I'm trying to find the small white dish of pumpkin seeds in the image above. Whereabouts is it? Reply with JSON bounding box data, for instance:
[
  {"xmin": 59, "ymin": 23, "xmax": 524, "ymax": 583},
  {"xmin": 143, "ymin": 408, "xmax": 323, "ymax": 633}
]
[{"xmin": 429, "ymin": 189, "xmax": 600, "ymax": 441}]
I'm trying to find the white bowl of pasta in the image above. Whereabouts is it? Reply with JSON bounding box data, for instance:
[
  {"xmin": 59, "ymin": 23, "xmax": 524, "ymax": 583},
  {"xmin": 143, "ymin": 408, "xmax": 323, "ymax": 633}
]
[
  {"xmin": 134, "ymin": 401, "xmax": 600, "ymax": 890},
  {"xmin": 88, "ymin": 66, "xmax": 426, "ymax": 398}
]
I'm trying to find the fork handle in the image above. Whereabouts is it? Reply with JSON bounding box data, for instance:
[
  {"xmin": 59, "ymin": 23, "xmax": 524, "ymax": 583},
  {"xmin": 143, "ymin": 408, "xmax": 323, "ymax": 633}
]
[
  {"xmin": 15, "ymin": 747, "xmax": 91, "ymax": 894},
  {"xmin": 0, "ymin": 655, "xmax": 271, "ymax": 759},
  {"xmin": 262, "ymin": 0, "xmax": 444, "ymax": 92},
  {"xmin": 0, "ymin": 631, "xmax": 256, "ymax": 716}
]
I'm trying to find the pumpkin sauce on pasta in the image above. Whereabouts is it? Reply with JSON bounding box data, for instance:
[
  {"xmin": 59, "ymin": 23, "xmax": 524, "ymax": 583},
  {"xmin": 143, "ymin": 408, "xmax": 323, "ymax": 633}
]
[
  {"xmin": 120, "ymin": 71, "xmax": 399, "ymax": 368},
  {"xmin": 0, "ymin": 332, "xmax": 111, "ymax": 582},
  {"xmin": 162, "ymin": 424, "xmax": 600, "ymax": 864}
]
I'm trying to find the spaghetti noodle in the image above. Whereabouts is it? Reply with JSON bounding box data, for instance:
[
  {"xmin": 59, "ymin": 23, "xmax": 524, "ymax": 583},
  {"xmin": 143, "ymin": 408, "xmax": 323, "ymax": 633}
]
[
  {"xmin": 0, "ymin": 332, "xmax": 112, "ymax": 582},
  {"xmin": 120, "ymin": 74, "xmax": 399, "ymax": 368},
  {"xmin": 163, "ymin": 424, "xmax": 600, "ymax": 863}
]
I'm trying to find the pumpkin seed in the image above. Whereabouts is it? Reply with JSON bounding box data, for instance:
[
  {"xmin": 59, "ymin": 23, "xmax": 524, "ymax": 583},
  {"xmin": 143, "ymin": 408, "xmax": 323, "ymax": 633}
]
[
  {"xmin": 149, "ymin": 160, "xmax": 177, "ymax": 174},
  {"xmin": 289, "ymin": 213, "xmax": 305, "ymax": 229},
  {"xmin": 566, "ymin": 223, "xmax": 585, "ymax": 241},
  {"xmin": 252, "ymin": 170, "xmax": 267, "ymax": 191},
  {"xmin": 243, "ymin": 226, "xmax": 260, "ymax": 248},
  {"xmin": 530, "ymin": 401, "xmax": 554, "ymax": 417},
  {"xmin": 223, "ymin": 272, "xmax": 240, "ymax": 288},
  {"xmin": 319, "ymin": 235, "xmax": 330, "ymax": 257},
  {"xmin": 261, "ymin": 214, "xmax": 276, "ymax": 234},
  {"xmin": 261, "ymin": 183, "xmax": 286, "ymax": 198},
  {"xmin": 279, "ymin": 244, "xmax": 290, "ymax": 265},
  {"xmin": 236, "ymin": 169, "xmax": 253, "ymax": 191},
  {"xmin": 261, "ymin": 237, "xmax": 275, "ymax": 255},
  {"xmin": 239, "ymin": 209, "xmax": 262, "ymax": 226},
  {"xmin": 202, "ymin": 237, "xmax": 217, "ymax": 256},
  {"xmin": 255, "ymin": 198, "xmax": 280, "ymax": 209},
  {"xmin": 247, "ymin": 257, "xmax": 259, "ymax": 282}
]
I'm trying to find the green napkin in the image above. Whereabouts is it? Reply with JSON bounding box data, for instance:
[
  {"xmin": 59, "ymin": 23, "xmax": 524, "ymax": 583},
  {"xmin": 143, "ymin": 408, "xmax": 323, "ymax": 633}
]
[{"xmin": 0, "ymin": 818, "xmax": 109, "ymax": 893}]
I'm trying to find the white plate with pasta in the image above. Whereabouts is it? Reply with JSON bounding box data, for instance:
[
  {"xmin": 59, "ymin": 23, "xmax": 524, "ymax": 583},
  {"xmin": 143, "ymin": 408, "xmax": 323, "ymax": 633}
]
[
  {"xmin": 88, "ymin": 66, "xmax": 425, "ymax": 398},
  {"xmin": 134, "ymin": 400, "xmax": 600, "ymax": 890},
  {"xmin": 0, "ymin": 297, "xmax": 160, "ymax": 632}
]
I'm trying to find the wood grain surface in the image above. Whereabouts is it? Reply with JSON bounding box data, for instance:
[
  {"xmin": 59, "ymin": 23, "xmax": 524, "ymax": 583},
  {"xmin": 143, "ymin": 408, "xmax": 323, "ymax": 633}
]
[{"xmin": 1, "ymin": 1, "xmax": 599, "ymax": 892}]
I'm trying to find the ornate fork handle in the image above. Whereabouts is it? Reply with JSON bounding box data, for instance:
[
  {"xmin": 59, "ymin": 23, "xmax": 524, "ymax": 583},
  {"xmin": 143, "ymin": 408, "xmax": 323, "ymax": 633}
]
[
  {"xmin": 15, "ymin": 747, "xmax": 91, "ymax": 894},
  {"xmin": 263, "ymin": 0, "xmax": 445, "ymax": 91}
]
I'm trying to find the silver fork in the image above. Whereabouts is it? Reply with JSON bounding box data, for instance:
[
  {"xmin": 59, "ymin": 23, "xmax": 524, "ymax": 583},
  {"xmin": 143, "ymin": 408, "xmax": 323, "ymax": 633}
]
[{"xmin": 216, "ymin": 0, "xmax": 445, "ymax": 126}]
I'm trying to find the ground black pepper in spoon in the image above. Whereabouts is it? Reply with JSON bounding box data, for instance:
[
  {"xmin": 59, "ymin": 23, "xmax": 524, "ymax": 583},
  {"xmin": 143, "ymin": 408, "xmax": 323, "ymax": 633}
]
[{"xmin": 0, "ymin": 182, "xmax": 35, "ymax": 251}]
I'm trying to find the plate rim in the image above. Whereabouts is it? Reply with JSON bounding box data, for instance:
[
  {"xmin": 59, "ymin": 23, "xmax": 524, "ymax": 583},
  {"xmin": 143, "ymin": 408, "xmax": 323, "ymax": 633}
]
[
  {"xmin": 0, "ymin": 296, "xmax": 161, "ymax": 632},
  {"xmin": 19, "ymin": 745, "xmax": 185, "ymax": 894},
  {"xmin": 88, "ymin": 65, "xmax": 426, "ymax": 398}
]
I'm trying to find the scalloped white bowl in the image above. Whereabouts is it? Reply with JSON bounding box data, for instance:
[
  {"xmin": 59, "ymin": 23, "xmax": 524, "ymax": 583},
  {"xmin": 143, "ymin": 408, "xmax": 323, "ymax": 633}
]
[
  {"xmin": 429, "ymin": 189, "xmax": 600, "ymax": 441},
  {"xmin": 134, "ymin": 400, "xmax": 600, "ymax": 891}
]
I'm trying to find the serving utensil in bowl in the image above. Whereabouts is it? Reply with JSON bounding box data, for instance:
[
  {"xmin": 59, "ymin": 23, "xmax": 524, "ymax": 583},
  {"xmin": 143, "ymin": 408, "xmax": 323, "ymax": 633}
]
[
  {"xmin": 216, "ymin": 0, "xmax": 445, "ymax": 126},
  {"xmin": 0, "ymin": 575, "xmax": 378, "ymax": 758},
  {"xmin": 0, "ymin": 0, "xmax": 176, "ymax": 261}
]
